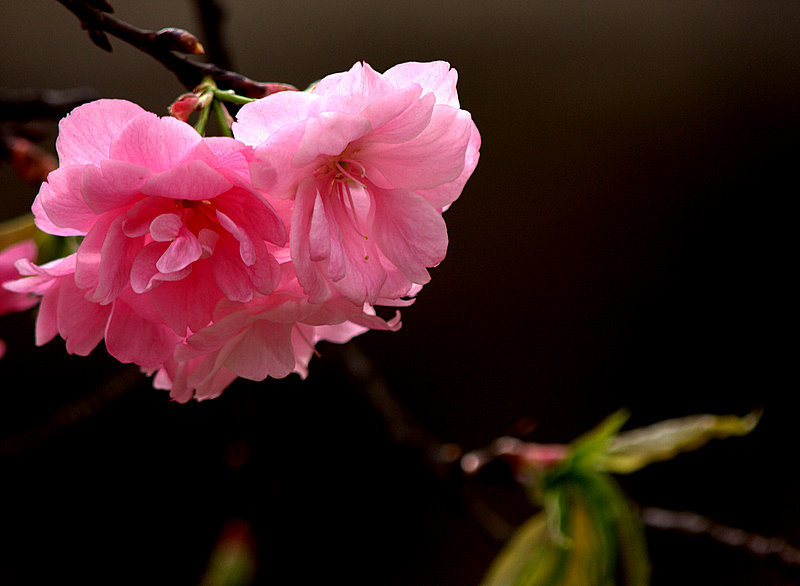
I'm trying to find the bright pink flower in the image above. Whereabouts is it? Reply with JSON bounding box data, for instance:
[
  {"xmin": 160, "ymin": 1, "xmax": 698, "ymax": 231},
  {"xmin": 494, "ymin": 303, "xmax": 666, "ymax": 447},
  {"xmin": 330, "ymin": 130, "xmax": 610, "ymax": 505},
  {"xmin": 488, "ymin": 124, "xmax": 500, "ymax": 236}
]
[
  {"xmin": 0, "ymin": 240, "xmax": 39, "ymax": 358},
  {"xmin": 233, "ymin": 61, "xmax": 480, "ymax": 305},
  {"xmin": 153, "ymin": 264, "xmax": 402, "ymax": 402},
  {"xmin": 29, "ymin": 99, "xmax": 287, "ymax": 366}
]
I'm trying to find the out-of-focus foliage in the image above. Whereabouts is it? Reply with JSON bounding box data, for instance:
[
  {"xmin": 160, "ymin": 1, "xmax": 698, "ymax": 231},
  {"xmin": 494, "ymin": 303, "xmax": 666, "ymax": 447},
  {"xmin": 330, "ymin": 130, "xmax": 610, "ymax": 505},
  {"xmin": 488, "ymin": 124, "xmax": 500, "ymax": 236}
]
[
  {"xmin": 603, "ymin": 411, "xmax": 761, "ymax": 475},
  {"xmin": 481, "ymin": 410, "xmax": 759, "ymax": 586},
  {"xmin": 198, "ymin": 519, "xmax": 257, "ymax": 586}
]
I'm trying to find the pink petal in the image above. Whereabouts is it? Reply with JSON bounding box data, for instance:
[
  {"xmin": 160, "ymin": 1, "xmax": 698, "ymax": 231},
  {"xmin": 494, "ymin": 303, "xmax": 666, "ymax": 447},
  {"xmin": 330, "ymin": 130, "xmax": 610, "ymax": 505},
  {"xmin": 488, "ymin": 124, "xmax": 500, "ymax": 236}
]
[
  {"xmin": 292, "ymin": 111, "xmax": 372, "ymax": 168},
  {"xmin": 92, "ymin": 215, "xmax": 139, "ymax": 303},
  {"xmin": 57, "ymin": 276, "xmax": 111, "ymax": 356},
  {"xmin": 308, "ymin": 193, "xmax": 332, "ymax": 262},
  {"xmin": 130, "ymin": 241, "xmax": 169, "ymax": 293},
  {"xmin": 108, "ymin": 113, "xmax": 204, "ymax": 171},
  {"xmin": 141, "ymin": 160, "xmax": 232, "ymax": 201},
  {"xmin": 151, "ymin": 262, "xmax": 220, "ymax": 334},
  {"xmin": 156, "ymin": 229, "xmax": 203, "ymax": 274},
  {"xmin": 122, "ymin": 197, "xmax": 176, "ymax": 238},
  {"xmin": 313, "ymin": 62, "xmax": 394, "ymax": 114},
  {"xmin": 232, "ymin": 91, "xmax": 320, "ymax": 145},
  {"xmin": 224, "ymin": 320, "xmax": 295, "ymax": 380},
  {"xmin": 372, "ymin": 188, "xmax": 447, "ymax": 283},
  {"xmin": 360, "ymin": 106, "xmax": 472, "ymax": 191},
  {"xmin": 32, "ymin": 195, "xmax": 84, "ymax": 237},
  {"xmin": 247, "ymin": 122, "xmax": 309, "ymax": 197},
  {"xmin": 74, "ymin": 212, "xmax": 114, "ymax": 292},
  {"xmin": 363, "ymin": 90, "xmax": 435, "ymax": 145},
  {"xmin": 417, "ymin": 123, "xmax": 481, "ymax": 209},
  {"xmin": 35, "ymin": 278, "xmax": 60, "ymax": 346},
  {"xmin": 382, "ymin": 61, "xmax": 460, "ymax": 108},
  {"xmin": 215, "ymin": 210, "xmax": 255, "ymax": 265},
  {"xmin": 56, "ymin": 99, "xmax": 146, "ymax": 166},
  {"xmin": 36, "ymin": 166, "xmax": 96, "ymax": 234},
  {"xmin": 149, "ymin": 213, "xmax": 182, "ymax": 242},
  {"xmin": 290, "ymin": 178, "xmax": 334, "ymax": 303},
  {"xmin": 105, "ymin": 298, "xmax": 180, "ymax": 369},
  {"xmin": 81, "ymin": 159, "xmax": 150, "ymax": 213},
  {"xmin": 210, "ymin": 239, "xmax": 255, "ymax": 302}
]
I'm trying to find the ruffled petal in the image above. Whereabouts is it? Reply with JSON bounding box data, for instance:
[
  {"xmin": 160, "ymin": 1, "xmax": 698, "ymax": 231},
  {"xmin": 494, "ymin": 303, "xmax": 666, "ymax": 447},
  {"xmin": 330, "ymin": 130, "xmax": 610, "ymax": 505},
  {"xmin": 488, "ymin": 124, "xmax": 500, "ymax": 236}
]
[
  {"xmin": 382, "ymin": 61, "xmax": 460, "ymax": 108},
  {"xmin": 292, "ymin": 111, "xmax": 372, "ymax": 168},
  {"xmin": 105, "ymin": 297, "xmax": 180, "ymax": 369},
  {"xmin": 224, "ymin": 320, "xmax": 295, "ymax": 380},
  {"xmin": 372, "ymin": 187, "xmax": 447, "ymax": 284},
  {"xmin": 108, "ymin": 112, "xmax": 204, "ymax": 171},
  {"xmin": 290, "ymin": 178, "xmax": 334, "ymax": 303},
  {"xmin": 360, "ymin": 105, "xmax": 472, "ymax": 191},
  {"xmin": 232, "ymin": 90, "xmax": 320, "ymax": 145},
  {"xmin": 141, "ymin": 160, "xmax": 232, "ymax": 201},
  {"xmin": 36, "ymin": 166, "xmax": 96, "ymax": 235},
  {"xmin": 56, "ymin": 99, "xmax": 146, "ymax": 166}
]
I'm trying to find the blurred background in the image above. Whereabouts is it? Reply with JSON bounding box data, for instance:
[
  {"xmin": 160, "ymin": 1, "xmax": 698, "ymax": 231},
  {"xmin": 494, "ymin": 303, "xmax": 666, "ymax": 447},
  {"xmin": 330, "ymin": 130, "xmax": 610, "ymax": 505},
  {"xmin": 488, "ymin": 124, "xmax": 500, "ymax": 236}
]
[{"xmin": 1, "ymin": 1, "xmax": 798, "ymax": 584}]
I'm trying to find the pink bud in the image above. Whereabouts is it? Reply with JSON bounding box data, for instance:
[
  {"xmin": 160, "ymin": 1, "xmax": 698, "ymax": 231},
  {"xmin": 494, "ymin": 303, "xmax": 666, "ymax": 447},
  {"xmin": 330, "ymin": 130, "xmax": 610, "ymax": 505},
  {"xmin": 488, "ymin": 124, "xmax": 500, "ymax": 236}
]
[{"xmin": 169, "ymin": 93, "xmax": 200, "ymax": 122}]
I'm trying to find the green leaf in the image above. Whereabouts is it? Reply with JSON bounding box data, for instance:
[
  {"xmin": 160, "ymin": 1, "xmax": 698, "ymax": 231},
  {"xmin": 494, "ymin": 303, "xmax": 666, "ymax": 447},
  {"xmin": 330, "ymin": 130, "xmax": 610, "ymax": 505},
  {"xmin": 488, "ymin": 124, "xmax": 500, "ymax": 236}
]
[
  {"xmin": 601, "ymin": 410, "xmax": 760, "ymax": 474},
  {"xmin": 482, "ymin": 477, "xmax": 650, "ymax": 586}
]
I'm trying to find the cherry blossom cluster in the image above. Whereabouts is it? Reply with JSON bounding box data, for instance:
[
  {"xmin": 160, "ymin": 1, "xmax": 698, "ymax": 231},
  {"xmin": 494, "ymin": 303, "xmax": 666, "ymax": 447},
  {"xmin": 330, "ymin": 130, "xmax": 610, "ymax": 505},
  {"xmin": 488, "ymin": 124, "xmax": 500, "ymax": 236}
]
[{"xmin": 5, "ymin": 61, "xmax": 480, "ymax": 401}]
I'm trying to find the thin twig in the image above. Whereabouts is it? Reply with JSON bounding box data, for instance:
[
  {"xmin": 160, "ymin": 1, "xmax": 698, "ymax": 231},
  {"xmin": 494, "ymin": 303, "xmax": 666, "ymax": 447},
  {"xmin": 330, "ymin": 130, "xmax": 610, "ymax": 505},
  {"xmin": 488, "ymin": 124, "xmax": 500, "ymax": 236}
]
[
  {"xmin": 639, "ymin": 505, "xmax": 800, "ymax": 567},
  {"xmin": 55, "ymin": 0, "xmax": 295, "ymax": 97}
]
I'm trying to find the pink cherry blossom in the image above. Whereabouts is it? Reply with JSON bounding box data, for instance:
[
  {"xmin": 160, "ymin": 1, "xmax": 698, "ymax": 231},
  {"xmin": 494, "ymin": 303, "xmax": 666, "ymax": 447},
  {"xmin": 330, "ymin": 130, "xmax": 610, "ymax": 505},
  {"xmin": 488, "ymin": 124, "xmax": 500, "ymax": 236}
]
[
  {"xmin": 0, "ymin": 240, "xmax": 39, "ymax": 358},
  {"xmin": 152, "ymin": 263, "xmax": 402, "ymax": 402},
  {"xmin": 233, "ymin": 61, "xmax": 480, "ymax": 305},
  {"xmin": 28, "ymin": 99, "xmax": 287, "ymax": 367}
]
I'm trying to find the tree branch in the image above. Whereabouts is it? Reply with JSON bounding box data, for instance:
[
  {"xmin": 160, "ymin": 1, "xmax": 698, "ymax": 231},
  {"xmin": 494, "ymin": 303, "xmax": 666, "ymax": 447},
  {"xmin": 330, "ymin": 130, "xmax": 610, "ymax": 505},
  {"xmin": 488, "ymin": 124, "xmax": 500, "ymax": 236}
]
[
  {"xmin": 193, "ymin": 0, "xmax": 232, "ymax": 71},
  {"xmin": 55, "ymin": 0, "xmax": 295, "ymax": 98}
]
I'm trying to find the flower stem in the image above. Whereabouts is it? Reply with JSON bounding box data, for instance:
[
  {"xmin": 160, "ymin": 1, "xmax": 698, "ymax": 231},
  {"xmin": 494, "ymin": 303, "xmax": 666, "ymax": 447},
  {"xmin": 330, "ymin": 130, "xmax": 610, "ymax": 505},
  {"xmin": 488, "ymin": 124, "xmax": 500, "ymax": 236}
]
[
  {"xmin": 212, "ymin": 99, "xmax": 233, "ymax": 137},
  {"xmin": 212, "ymin": 88, "xmax": 254, "ymax": 105},
  {"xmin": 194, "ymin": 99, "xmax": 212, "ymax": 135}
]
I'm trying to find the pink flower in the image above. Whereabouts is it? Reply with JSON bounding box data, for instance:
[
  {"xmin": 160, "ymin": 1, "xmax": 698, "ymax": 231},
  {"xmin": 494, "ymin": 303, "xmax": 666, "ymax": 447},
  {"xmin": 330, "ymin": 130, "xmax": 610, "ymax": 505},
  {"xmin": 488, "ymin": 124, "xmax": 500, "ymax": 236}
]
[
  {"xmin": 28, "ymin": 99, "xmax": 287, "ymax": 367},
  {"xmin": 233, "ymin": 61, "xmax": 480, "ymax": 305},
  {"xmin": 0, "ymin": 240, "xmax": 39, "ymax": 358},
  {"xmin": 152, "ymin": 264, "xmax": 402, "ymax": 402}
]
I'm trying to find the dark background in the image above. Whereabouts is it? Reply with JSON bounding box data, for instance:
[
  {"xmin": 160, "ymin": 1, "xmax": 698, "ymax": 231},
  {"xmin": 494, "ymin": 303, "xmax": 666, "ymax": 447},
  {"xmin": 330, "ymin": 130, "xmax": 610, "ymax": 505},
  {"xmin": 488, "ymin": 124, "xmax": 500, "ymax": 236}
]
[{"xmin": 1, "ymin": 1, "xmax": 798, "ymax": 584}]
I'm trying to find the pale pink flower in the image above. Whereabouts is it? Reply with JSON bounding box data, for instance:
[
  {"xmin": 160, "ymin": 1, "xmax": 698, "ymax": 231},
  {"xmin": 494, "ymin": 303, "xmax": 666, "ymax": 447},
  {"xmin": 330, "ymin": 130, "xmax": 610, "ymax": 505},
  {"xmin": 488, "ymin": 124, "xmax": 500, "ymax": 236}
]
[
  {"xmin": 28, "ymin": 99, "xmax": 287, "ymax": 366},
  {"xmin": 0, "ymin": 240, "xmax": 39, "ymax": 358},
  {"xmin": 153, "ymin": 264, "xmax": 402, "ymax": 402},
  {"xmin": 233, "ymin": 61, "xmax": 480, "ymax": 305}
]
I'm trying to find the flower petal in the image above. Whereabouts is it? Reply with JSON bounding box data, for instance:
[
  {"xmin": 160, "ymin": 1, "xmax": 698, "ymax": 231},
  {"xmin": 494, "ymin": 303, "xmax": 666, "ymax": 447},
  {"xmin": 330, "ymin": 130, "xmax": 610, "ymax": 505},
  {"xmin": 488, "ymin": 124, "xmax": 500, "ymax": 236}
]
[
  {"xmin": 56, "ymin": 99, "xmax": 146, "ymax": 166},
  {"xmin": 372, "ymin": 188, "xmax": 447, "ymax": 283},
  {"xmin": 382, "ymin": 61, "xmax": 460, "ymax": 108},
  {"xmin": 141, "ymin": 160, "xmax": 232, "ymax": 201},
  {"xmin": 108, "ymin": 112, "xmax": 204, "ymax": 171}
]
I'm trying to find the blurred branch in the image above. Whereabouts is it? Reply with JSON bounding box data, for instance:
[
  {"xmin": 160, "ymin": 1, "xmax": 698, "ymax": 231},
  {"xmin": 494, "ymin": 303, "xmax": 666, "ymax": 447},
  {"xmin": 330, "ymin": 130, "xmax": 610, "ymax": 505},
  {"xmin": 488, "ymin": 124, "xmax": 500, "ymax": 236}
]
[
  {"xmin": 55, "ymin": 0, "xmax": 296, "ymax": 98},
  {"xmin": 0, "ymin": 366, "xmax": 144, "ymax": 457},
  {"xmin": 193, "ymin": 0, "xmax": 232, "ymax": 71},
  {"xmin": 639, "ymin": 505, "xmax": 800, "ymax": 567},
  {"xmin": 0, "ymin": 126, "xmax": 58, "ymax": 185},
  {"xmin": 0, "ymin": 88, "xmax": 99, "ymax": 121}
]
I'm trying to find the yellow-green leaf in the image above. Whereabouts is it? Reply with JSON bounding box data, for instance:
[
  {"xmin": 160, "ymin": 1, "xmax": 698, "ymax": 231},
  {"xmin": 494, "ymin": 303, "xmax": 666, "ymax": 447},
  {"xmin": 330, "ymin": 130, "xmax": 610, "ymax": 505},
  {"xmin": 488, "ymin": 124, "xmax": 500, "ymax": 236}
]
[{"xmin": 601, "ymin": 411, "xmax": 760, "ymax": 474}]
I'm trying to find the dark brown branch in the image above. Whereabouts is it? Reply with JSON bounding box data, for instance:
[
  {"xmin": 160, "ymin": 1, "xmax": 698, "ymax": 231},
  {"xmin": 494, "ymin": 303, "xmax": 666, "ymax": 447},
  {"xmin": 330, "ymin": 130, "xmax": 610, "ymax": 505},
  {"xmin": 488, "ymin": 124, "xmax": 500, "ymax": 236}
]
[
  {"xmin": 0, "ymin": 88, "xmax": 99, "ymax": 121},
  {"xmin": 56, "ymin": 0, "xmax": 296, "ymax": 98},
  {"xmin": 193, "ymin": 0, "xmax": 232, "ymax": 71}
]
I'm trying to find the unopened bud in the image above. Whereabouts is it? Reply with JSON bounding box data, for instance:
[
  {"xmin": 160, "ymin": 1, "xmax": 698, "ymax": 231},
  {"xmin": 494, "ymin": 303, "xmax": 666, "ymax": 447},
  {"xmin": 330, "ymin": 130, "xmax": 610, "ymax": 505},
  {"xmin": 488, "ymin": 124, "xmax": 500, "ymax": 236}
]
[
  {"xmin": 155, "ymin": 28, "xmax": 205, "ymax": 55},
  {"xmin": 169, "ymin": 93, "xmax": 201, "ymax": 122}
]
